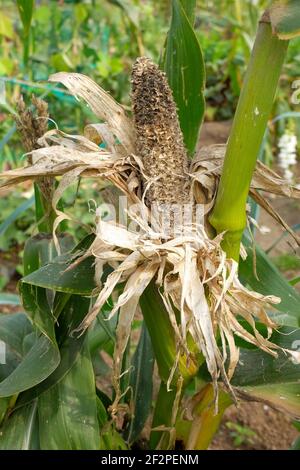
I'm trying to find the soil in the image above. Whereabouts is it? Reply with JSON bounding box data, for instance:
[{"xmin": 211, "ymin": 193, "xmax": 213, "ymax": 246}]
[{"xmin": 211, "ymin": 402, "xmax": 298, "ymax": 450}]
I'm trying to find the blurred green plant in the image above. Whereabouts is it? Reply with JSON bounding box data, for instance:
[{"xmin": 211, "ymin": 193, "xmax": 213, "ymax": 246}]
[{"xmin": 272, "ymin": 253, "xmax": 300, "ymax": 272}]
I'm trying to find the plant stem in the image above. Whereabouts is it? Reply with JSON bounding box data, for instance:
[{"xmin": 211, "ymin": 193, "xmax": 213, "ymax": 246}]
[
  {"xmin": 140, "ymin": 281, "xmax": 201, "ymax": 449},
  {"xmin": 209, "ymin": 16, "xmax": 288, "ymax": 261},
  {"xmin": 180, "ymin": 0, "xmax": 196, "ymax": 24},
  {"xmin": 34, "ymin": 182, "xmax": 56, "ymax": 234}
]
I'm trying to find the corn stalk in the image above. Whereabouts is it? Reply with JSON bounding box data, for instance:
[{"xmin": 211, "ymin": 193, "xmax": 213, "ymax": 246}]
[{"xmin": 209, "ymin": 14, "xmax": 288, "ymax": 261}]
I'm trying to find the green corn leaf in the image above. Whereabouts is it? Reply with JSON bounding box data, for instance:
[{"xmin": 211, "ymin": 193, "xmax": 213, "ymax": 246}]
[
  {"xmin": 21, "ymin": 234, "xmax": 96, "ymax": 295},
  {"xmin": 16, "ymin": 0, "xmax": 35, "ymax": 66},
  {"xmin": 0, "ymin": 196, "xmax": 34, "ymax": 237},
  {"xmin": 0, "ymin": 234, "xmax": 74, "ymax": 397},
  {"xmin": 290, "ymin": 276, "xmax": 300, "ymax": 287},
  {"xmin": 200, "ymin": 325, "xmax": 300, "ymax": 418},
  {"xmin": 0, "ymin": 313, "xmax": 32, "ymax": 357},
  {"xmin": 0, "ymin": 317, "xmax": 28, "ymax": 429},
  {"xmin": 23, "ymin": 233, "xmax": 74, "ymax": 276},
  {"xmin": 0, "ymin": 400, "xmax": 39, "ymax": 450},
  {"xmin": 0, "ymin": 335, "xmax": 59, "ymax": 398},
  {"xmin": 22, "ymin": 254, "xmax": 97, "ymax": 295},
  {"xmin": 239, "ymin": 239, "xmax": 300, "ymax": 324},
  {"xmin": 125, "ymin": 323, "xmax": 155, "ymax": 444},
  {"xmin": 0, "ymin": 256, "xmax": 60, "ymax": 398},
  {"xmin": 231, "ymin": 327, "xmax": 300, "ymax": 387},
  {"xmin": 38, "ymin": 344, "xmax": 100, "ymax": 450},
  {"xmin": 238, "ymin": 383, "xmax": 300, "ymax": 418},
  {"xmin": 0, "ymin": 313, "xmax": 34, "ymax": 420},
  {"xmin": 163, "ymin": 0, "xmax": 205, "ymax": 155},
  {"xmin": 17, "ymin": 295, "xmax": 90, "ymax": 405},
  {"xmin": 0, "ymin": 397, "xmax": 10, "ymax": 425},
  {"xmin": 180, "ymin": 0, "xmax": 196, "ymax": 24},
  {"xmin": 270, "ymin": 0, "xmax": 300, "ymax": 39}
]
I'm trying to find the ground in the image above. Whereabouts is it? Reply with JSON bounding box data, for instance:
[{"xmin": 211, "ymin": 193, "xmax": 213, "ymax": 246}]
[{"xmin": 211, "ymin": 402, "xmax": 298, "ymax": 450}]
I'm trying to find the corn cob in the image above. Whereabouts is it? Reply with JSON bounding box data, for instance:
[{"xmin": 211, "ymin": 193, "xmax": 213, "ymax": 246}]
[{"xmin": 131, "ymin": 57, "xmax": 191, "ymax": 208}]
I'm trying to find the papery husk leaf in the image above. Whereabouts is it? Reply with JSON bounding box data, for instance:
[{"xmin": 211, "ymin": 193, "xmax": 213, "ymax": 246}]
[{"xmin": 49, "ymin": 73, "xmax": 136, "ymax": 154}]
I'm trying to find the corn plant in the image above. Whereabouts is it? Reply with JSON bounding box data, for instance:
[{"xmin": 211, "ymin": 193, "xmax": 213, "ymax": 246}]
[{"xmin": 0, "ymin": 0, "xmax": 300, "ymax": 450}]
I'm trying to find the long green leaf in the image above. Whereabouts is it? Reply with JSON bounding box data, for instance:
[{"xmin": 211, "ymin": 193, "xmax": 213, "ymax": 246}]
[
  {"xmin": 232, "ymin": 327, "xmax": 300, "ymax": 387},
  {"xmin": 239, "ymin": 239, "xmax": 300, "ymax": 324},
  {"xmin": 20, "ymin": 284, "xmax": 57, "ymax": 344},
  {"xmin": 163, "ymin": 0, "xmax": 205, "ymax": 155},
  {"xmin": 0, "ymin": 400, "xmax": 39, "ymax": 450},
  {"xmin": 16, "ymin": 0, "xmax": 35, "ymax": 36},
  {"xmin": 199, "ymin": 325, "xmax": 300, "ymax": 417},
  {"xmin": 38, "ymin": 344, "xmax": 100, "ymax": 450},
  {"xmin": 0, "ymin": 335, "xmax": 59, "ymax": 397},
  {"xmin": 125, "ymin": 323, "xmax": 154, "ymax": 444},
  {"xmin": 23, "ymin": 233, "xmax": 74, "ymax": 276},
  {"xmin": 0, "ymin": 313, "xmax": 32, "ymax": 357},
  {"xmin": 0, "ymin": 235, "xmax": 72, "ymax": 397},
  {"xmin": 180, "ymin": 0, "xmax": 196, "ymax": 24},
  {"xmin": 21, "ymin": 234, "xmax": 96, "ymax": 296},
  {"xmin": 16, "ymin": 0, "xmax": 35, "ymax": 66},
  {"xmin": 0, "ymin": 313, "xmax": 33, "ymax": 418},
  {"xmin": 22, "ymin": 254, "xmax": 97, "ymax": 295},
  {"xmin": 17, "ymin": 295, "xmax": 90, "ymax": 405}
]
